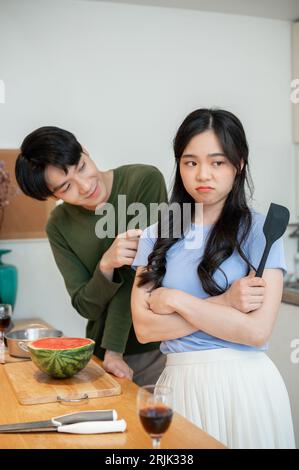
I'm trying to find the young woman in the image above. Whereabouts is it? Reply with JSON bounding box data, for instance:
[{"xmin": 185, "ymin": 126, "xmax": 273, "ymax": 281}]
[{"xmin": 131, "ymin": 108, "xmax": 295, "ymax": 449}]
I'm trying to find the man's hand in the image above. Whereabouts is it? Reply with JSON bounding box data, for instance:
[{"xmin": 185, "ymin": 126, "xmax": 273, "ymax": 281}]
[
  {"xmin": 225, "ymin": 271, "xmax": 266, "ymax": 313},
  {"xmin": 103, "ymin": 350, "xmax": 134, "ymax": 380},
  {"xmin": 100, "ymin": 229, "xmax": 142, "ymax": 278},
  {"xmin": 148, "ymin": 287, "xmax": 176, "ymax": 315}
]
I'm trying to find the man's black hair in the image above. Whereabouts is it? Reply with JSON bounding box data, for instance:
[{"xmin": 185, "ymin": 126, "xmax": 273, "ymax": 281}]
[{"xmin": 15, "ymin": 126, "xmax": 82, "ymax": 200}]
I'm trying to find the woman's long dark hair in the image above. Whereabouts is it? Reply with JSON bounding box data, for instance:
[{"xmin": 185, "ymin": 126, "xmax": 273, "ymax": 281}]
[{"xmin": 138, "ymin": 108, "xmax": 255, "ymax": 296}]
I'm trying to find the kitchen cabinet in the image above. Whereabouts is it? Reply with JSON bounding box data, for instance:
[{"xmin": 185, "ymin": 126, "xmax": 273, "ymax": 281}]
[
  {"xmin": 268, "ymin": 302, "xmax": 299, "ymax": 448},
  {"xmin": 292, "ymin": 22, "xmax": 299, "ymax": 143}
]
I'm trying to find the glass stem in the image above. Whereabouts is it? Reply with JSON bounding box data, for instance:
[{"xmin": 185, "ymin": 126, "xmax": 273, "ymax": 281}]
[{"xmin": 152, "ymin": 437, "xmax": 161, "ymax": 449}]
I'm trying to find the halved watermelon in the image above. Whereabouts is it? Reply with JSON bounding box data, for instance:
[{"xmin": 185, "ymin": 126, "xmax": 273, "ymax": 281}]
[{"xmin": 27, "ymin": 337, "xmax": 95, "ymax": 379}]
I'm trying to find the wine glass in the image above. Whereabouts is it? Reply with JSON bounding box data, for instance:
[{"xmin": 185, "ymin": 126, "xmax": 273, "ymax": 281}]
[
  {"xmin": 0, "ymin": 304, "xmax": 12, "ymax": 333},
  {"xmin": 0, "ymin": 304, "xmax": 12, "ymax": 362},
  {"xmin": 137, "ymin": 384, "xmax": 173, "ymax": 449}
]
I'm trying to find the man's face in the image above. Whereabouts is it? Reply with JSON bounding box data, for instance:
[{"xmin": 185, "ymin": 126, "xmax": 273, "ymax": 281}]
[{"xmin": 45, "ymin": 151, "xmax": 109, "ymax": 209}]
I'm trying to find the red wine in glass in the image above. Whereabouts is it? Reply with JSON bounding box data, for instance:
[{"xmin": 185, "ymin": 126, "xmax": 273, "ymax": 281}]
[
  {"xmin": 0, "ymin": 304, "xmax": 12, "ymax": 339},
  {"xmin": 0, "ymin": 316, "xmax": 10, "ymax": 330},
  {"xmin": 0, "ymin": 304, "xmax": 12, "ymax": 362},
  {"xmin": 139, "ymin": 405, "xmax": 173, "ymax": 435}
]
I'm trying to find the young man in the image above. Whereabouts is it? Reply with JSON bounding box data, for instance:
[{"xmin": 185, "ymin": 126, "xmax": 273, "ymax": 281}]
[{"xmin": 15, "ymin": 126, "xmax": 168, "ymax": 385}]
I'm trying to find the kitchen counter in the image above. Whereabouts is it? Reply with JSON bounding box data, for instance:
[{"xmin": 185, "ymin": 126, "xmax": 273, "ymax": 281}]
[
  {"xmin": 282, "ymin": 285, "xmax": 299, "ymax": 306},
  {"xmin": 0, "ymin": 355, "xmax": 225, "ymax": 449}
]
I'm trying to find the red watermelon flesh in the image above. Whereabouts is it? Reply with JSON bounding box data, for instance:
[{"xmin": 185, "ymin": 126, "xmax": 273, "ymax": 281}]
[{"xmin": 31, "ymin": 337, "xmax": 91, "ymax": 350}]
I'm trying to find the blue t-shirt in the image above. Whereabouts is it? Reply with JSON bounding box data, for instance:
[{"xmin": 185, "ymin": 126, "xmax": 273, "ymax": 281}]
[{"xmin": 132, "ymin": 211, "xmax": 287, "ymax": 354}]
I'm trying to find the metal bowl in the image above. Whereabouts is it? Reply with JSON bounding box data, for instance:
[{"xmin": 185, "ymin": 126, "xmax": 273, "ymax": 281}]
[{"xmin": 5, "ymin": 328, "xmax": 63, "ymax": 358}]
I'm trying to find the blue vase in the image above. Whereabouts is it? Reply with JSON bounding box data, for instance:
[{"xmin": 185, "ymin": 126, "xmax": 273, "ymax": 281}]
[{"xmin": 0, "ymin": 249, "xmax": 18, "ymax": 309}]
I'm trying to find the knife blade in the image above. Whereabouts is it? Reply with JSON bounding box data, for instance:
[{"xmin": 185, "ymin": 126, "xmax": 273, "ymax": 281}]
[{"xmin": 0, "ymin": 409, "xmax": 117, "ymax": 433}]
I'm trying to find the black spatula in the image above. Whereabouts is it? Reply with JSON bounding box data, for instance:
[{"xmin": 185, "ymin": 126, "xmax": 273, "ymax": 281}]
[{"xmin": 255, "ymin": 203, "xmax": 290, "ymax": 278}]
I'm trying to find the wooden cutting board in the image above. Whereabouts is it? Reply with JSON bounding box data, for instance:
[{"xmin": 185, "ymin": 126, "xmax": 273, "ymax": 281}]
[
  {"xmin": 4, "ymin": 349, "xmax": 30, "ymax": 363},
  {"xmin": 4, "ymin": 358, "xmax": 121, "ymax": 405}
]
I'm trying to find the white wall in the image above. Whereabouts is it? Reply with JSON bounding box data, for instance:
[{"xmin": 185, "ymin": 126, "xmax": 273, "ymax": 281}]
[
  {"xmin": 0, "ymin": 238, "xmax": 87, "ymax": 335},
  {"xmin": 0, "ymin": 0, "xmax": 296, "ymax": 321}
]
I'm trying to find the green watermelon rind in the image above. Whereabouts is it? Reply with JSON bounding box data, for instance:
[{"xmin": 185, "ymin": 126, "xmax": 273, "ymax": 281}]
[{"xmin": 28, "ymin": 339, "xmax": 95, "ymax": 379}]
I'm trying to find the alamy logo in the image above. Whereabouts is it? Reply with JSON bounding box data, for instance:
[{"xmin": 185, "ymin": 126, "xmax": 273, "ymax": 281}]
[
  {"xmin": 290, "ymin": 338, "xmax": 299, "ymax": 364},
  {"xmin": 0, "ymin": 80, "xmax": 5, "ymax": 103},
  {"xmin": 94, "ymin": 196, "xmax": 204, "ymax": 249}
]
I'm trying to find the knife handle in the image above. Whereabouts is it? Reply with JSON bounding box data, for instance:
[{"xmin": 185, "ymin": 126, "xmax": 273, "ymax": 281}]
[{"xmin": 57, "ymin": 419, "xmax": 127, "ymax": 434}]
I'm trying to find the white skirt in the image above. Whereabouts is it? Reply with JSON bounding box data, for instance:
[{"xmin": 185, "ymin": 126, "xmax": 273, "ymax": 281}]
[{"xmin": 156, "ymin": 348, "xmax": 295, "ymax": 449}]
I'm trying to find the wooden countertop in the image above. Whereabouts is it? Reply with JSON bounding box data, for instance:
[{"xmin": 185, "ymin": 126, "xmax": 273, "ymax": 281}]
[
  {"xmin": 282, "ymin": 288, "xmax": 299, "ymax": 306},
  {"xmin": 0, "ymin": 356, "xmax": 225, "ymax": 449}
]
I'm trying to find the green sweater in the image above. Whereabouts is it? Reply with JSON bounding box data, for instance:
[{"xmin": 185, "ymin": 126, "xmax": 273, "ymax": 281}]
[{"xmin": 46, "ymin": 164, "xmax": 168, "ymax": 360}]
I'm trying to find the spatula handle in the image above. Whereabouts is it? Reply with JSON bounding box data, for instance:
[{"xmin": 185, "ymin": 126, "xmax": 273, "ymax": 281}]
[{"xmin": 255, "ymin": 242, "xmax": 272, "ymax": 278}]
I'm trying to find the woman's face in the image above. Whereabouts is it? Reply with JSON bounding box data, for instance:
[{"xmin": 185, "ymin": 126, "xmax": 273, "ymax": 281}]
[{"xmin": 179, "ymin": 130, "xmax": 239, "ymax": 209}]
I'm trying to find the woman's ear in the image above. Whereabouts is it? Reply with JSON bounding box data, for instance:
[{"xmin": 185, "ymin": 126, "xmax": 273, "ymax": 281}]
[{"xmin": 240, "ymin": 159, "xmax": 245, "ymax": 172}]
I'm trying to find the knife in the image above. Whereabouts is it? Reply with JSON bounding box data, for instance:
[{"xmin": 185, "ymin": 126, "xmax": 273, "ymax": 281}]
[{"xmin": 0, "ymin": 409, "xmax": 118, "ymax": 433}]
